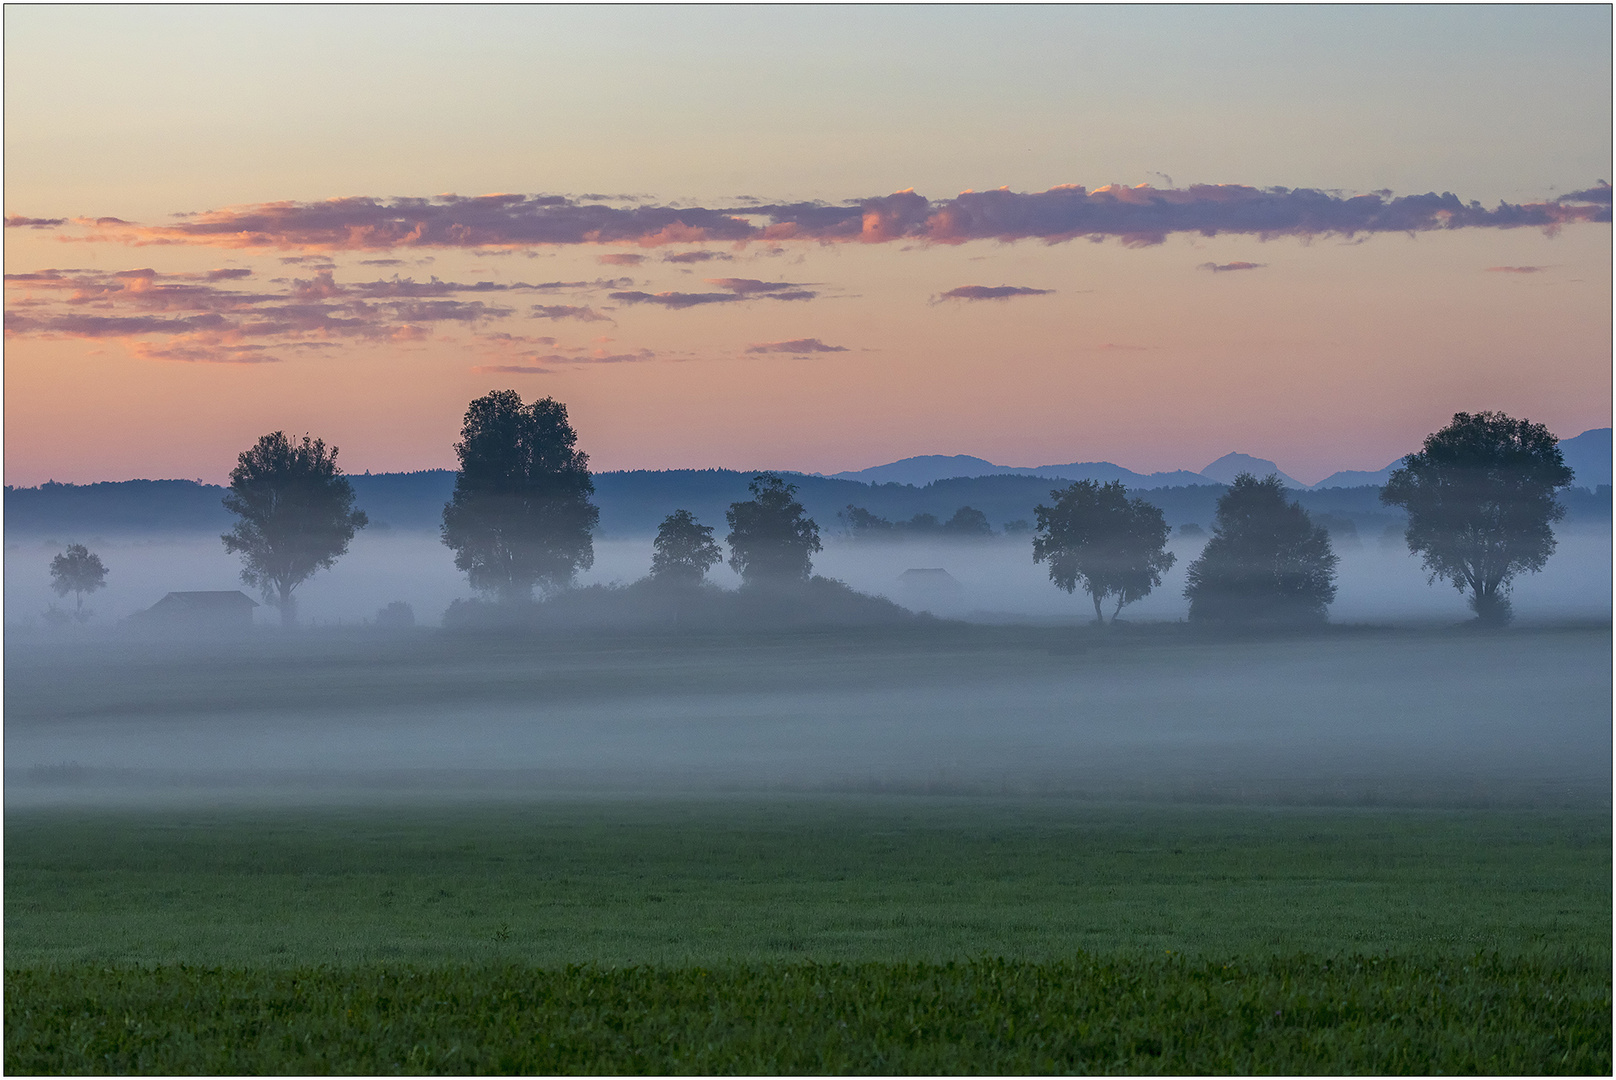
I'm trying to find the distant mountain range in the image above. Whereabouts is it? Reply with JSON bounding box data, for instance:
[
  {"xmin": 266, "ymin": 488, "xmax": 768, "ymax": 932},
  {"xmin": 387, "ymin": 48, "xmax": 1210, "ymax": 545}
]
[
  {"xmin": 5, "ymin": 430, "xmax": 1606, "ymax": 538},
  {"xmin": 827, "ymin": 428, "xmax": 1612, "ymax": 491}
]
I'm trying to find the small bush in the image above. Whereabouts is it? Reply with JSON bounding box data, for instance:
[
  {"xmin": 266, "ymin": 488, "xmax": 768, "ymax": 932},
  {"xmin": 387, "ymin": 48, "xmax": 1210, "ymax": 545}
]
[
  {"xmin": 443, "ymin": 576, "xmax": 916, "ymax": 634},
  {"xmin": 374, "ymin": 601, "xmax": 415, "ymax": 629}
]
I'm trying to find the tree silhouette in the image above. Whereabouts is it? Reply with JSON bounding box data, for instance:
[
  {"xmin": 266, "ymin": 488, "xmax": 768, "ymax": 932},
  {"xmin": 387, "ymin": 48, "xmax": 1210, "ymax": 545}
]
[
  {"xmin": 222, "ymin": 433, "xmax": 367, "ymax": 626},
  {"xmin": 1032, "ymin": 480, "xmax": 1175, "ymax": 624},
  {"xmin": 441, "ymin": 391, "xmax": 598, "ymax": 602},
  {"xmin": 725, "ymin": 473, "xmax": 822, "ymax": 584},
  {"xmin": 1184, "ymin": 473, "xmax": 1338, "ymax": 626},
  {"xmin": 1380, "ymin": 411, "xmax": 1573, "ymax": 625},
  {"xmin": 650, "ymin": 510, "xmax": 723, "ymax": 584},
  {"xmin": 49, "ymin": 543, "xmax": 107, "ymax": 622}
]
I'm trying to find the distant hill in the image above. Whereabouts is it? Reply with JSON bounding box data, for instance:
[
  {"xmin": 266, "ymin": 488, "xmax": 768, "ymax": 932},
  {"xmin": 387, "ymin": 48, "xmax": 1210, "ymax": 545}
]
[
  {"xmin": 1310, "ymin": 427, "xmax": 1609, "ymax": 490},
  {"xmin": 830, "ymin": 427, "xmax": 1612, "ymax": 492},
  {"xmin": 8, "ymin": 432, "xmax": 1608, "ymax": 540},
  {"xmin": 829, "ymin": 454, "xmax": 1209, "ymax": 488},
  {"xmin": 1312, "ymin": 461, "xmax": 1402, "ymax": 489},
  {"xmin": 1558, "ymin": 427, "xmax": 1612, "ymax": 489},
  {"xmin": 1198, "ymin": 452, "xmax": 1305, "ymax": 489}
]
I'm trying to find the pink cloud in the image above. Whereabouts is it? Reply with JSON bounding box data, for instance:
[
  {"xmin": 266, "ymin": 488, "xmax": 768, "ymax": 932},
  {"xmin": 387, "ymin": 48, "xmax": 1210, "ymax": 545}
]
[
  {"xmin": 1199, "ymin": 261, "xmax": 1266, "ymax": 272},
  {"xmin": 49, "ymin": 181, "xmax": 1608, "ymax": 252},
  {"xmin": 934, "ymin": 285, "xmax": 1054, "ymax": 302},
  {"xmin": 1483, "ymin": 265, "xmax": 1547, "ymax": 273},
  {"xmin": 597, "ymin": 253, "xmax": 646, "ymax": 265},
  {"xmin": 745, "ymin": 338, "xmax": 849, "ymax": 354},
  {"xmin": 531, "ymin": 304, "xmax": 610, "ymax": 322}
]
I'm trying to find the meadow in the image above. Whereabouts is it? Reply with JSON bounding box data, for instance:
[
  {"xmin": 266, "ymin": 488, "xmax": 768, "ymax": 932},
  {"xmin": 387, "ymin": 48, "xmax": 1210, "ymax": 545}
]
[{"xmin": 6, "ymin": 623, "xmax": 1611, "ymax": 1072}]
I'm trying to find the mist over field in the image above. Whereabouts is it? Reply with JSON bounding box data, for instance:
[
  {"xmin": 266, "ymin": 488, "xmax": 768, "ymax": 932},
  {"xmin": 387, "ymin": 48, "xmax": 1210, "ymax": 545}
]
[
  {"xmin": 5, "ymin": 522, "xmax": 1611, "ymax": 629},
  {"xmin": 7, "ymin": 478, "xmax": 1611, "ymax": 814}
]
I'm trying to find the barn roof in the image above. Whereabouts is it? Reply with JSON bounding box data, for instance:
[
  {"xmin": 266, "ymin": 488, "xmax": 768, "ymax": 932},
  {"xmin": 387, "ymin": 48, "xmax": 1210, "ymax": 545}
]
[{"xmin": 147, "ymin": 590, "xmax": 259, "ymax": 612}]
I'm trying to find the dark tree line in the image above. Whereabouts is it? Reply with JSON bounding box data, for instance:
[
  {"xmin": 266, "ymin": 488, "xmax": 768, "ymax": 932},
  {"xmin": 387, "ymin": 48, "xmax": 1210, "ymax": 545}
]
[
  {"xmin": 204, "ymin": 400, "xmax": 1573, "ymax": 630},
  {"xmin": 841, "ymin": 504, "xmax": 995, "ymax": 538}
]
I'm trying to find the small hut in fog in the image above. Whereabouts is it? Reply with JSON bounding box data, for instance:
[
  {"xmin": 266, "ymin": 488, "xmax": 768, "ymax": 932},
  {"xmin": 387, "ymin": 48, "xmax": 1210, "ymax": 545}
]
[
  {"xmin": 134, "ymin": 590, "xmax": 258, "ymax": 632},
  {"xmin": 898, "ymin": 568, "xmax": 964, "ymax": 610}
]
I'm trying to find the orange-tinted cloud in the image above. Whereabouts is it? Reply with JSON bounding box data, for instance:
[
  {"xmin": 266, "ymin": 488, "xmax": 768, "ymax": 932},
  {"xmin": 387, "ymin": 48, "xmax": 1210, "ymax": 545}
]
[
  {"xmin": 46, "ymin": 182, "xmax": 1610, "ymax": 252},
  {"xmin": 1484, "ymin": 265, "xmax": 1547, "ymax": 273},
  {"xmin": 3, "ymin": 265, "xmax": 544, "ymax": 364},
  {"xmin": 1199, "ymin": 261, "xmax": 1266, "ymax": 272},
  {"xmin": 597, "ymin": 253, "xmax": 645, "ymax": 265}
]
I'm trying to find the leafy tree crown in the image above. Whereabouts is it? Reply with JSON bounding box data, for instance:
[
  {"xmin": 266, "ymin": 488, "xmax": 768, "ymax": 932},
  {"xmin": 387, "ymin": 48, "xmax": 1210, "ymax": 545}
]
[
  {"xmin": 725, "ymin": 473, "xmax": 822, "ymax": 583},
  {"xmin": 1032, "ymin": 480, "xmax": 1175, "ymax": 623},
  {"xmin": 49, "ymin": 544, "xmax": 108, "ymax": 607},
  {"xmin": 651, "ymin": 510, "xmax": 723, "ymax": 584},
  {"xmin": 441, "ymin": 391, "xmax": 599, "ymax": 601},
  {"xmin": 1183, "ymin": 473, "xmax": 1338, "ymax": 626},
  {"xmin": 221, "ymin": 432, "xmax": 367, "ymax": 617},
  {"xmin": 1379, "ymin": 410, "xmax": 1572, "ymax": 624}
]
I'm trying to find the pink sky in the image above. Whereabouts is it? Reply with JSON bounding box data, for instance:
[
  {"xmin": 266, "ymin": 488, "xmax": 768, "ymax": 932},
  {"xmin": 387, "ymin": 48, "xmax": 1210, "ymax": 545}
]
[{"xmin": 5, "ymin": 7, "xmax": 1610, "ymax": 487}]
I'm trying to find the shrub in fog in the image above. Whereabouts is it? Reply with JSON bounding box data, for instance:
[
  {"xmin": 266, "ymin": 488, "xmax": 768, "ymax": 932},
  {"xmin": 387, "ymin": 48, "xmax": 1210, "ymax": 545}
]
[
  {"xmin": 725, "ymin": 473, "xmax": 822, "ymax": 583},
  {"xmin": 441, "ymin": 391, "xmax": 599, "ymax": 602},
  {"xmin": 443, "ymin": 576, "xmax": 911, "ymax": 633},
  {"xmin": 1380, "ymin": 411, "xmax": 1573, "ymax": 626},
  {"xmin": 48, "ymin": 543, "xmax": 107, "ymax": 623},
  {"xmin": 650, "ymin": 510, "xmax": 723, "ymax": 584},
  {"xmin": 943, "ymin": 506, "xmax": 994, "ymax": 536},
  {"xmin": 1184, "ymin": 473, "xmax": 1337, "ymax": 626},
  {"xmin": 1313, "ymin": 514, "xmax": 1361, "ymax": 548},
  {"xmin": 1033, "ymin": 480, "xmax": 1175, "ymax": 625},
  {"xmin": 839, "ymin": 505, "xmax": 894, "ymax": 537},
  {"xmin": 1177, "ymin": 523, "xmax": 1206, "ymax": 538},
  {"xmin": 375, "ymin": 601, "xmax": 415, "ymax": 629},
  {"xmin": 222, "ymin": 432, "xmax": 368, "ymax": 627}
]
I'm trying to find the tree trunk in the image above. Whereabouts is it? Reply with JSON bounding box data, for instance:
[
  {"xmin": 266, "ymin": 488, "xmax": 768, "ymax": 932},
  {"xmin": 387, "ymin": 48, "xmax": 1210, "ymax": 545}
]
[
  {"xmin": 278, "ymin": 583, "xmax": 297, "ymax": 627},
  {"xmin": 1090, "ymin": 591, "xmax": 1105, "ymax": 625}
]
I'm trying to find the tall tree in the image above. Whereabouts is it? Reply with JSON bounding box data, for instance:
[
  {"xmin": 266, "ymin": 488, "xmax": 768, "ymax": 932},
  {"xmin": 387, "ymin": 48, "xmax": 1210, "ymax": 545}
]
[
  {"xmin": 650, "ymin": 509, "xmax": 723, "ymax": 584},
  {"xmin": 1032, "ymin": 480, "xmax": 1175, "ymax": 624},
  {"xmin": 49, "ymin": 543, "xmax": 107, "ymax": 622},
  {"xmin": 725, "ymin": 473, "xmax": 822, "ymax": 584},
  {"xmin": 1380, "ymin": 411, "xmax": 1573, "ymax": 625},
  {"xmin": 1184, "ymin": 473, "xmax": 1338, "ymax": 626},
  {"xmin": 441, "ymin": 391, "xmax": 598, "ymax": 602},
  {"xmin": 222, "ymin": 432, "xmax": 367, "ymax": 626}
]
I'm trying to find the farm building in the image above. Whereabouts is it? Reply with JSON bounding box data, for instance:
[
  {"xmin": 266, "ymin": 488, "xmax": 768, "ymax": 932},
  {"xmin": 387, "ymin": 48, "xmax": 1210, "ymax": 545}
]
[{"xmin": 133, "ymin": 590, "xmax": 258, "ymax": 632}]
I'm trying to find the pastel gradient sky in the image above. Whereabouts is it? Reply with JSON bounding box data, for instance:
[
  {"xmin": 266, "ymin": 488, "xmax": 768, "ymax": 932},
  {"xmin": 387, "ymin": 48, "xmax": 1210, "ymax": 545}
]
[{"xmin": 5, "ymin": 5, "xmax": 1610, "ymax": 486}]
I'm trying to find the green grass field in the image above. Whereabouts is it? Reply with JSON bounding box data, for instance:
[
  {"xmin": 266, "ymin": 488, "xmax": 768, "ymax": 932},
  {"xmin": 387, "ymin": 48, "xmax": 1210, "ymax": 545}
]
[
  {"xmin": 7, "ymin": 799, "xmax": 1610, "ymax": 1072},
  {"xmin": 7, "ymin": 625, "xmax": 1610, "ymax": 1071}
]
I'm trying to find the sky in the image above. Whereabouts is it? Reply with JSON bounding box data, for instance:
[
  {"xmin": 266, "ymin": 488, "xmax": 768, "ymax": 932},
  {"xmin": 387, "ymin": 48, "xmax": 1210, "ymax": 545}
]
[{"xmin": 4, "ymin": 4, "xmax": 1611, "ymax": 487}]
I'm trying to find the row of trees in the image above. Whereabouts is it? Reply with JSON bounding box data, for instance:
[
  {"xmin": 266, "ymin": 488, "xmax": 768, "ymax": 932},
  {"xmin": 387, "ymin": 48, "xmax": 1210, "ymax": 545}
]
[
  {"xmin": 210, "ymin": 392, "xmax": 827, "ymax": 624},
  {"xmin": 840, "ymin": 504, "xmax": 996, "ymax": 538},
  {"xmin": 1030, "ymin": 411, "xmax": 1573, "ymax": 627},
  {"xmin": 200, "ymin": 399, "xmax": 1572, "ymax": 628}
]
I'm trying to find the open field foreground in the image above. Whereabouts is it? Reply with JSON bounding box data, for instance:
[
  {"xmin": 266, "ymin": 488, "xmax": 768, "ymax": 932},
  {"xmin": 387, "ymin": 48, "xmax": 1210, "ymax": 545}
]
[
  {"xmin": 6, "ymin": 625, "xmax": 1609, "ymax": 1072},
  {"xmin": 7, "ymin": 955, "xmax": 1607, "ymax": 1075},
  {"xmin": 6, "ymin": 800, "xmax": 1611, "ymax": 1073}
]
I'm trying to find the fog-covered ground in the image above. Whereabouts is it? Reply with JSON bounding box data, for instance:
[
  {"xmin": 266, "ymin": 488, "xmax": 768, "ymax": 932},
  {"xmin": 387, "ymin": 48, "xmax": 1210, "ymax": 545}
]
[
  {"xmin": 6, "ymin": 524, "xmax": 1611, "ymax": 628},
  {"xmin": 6, "ymin": 625, "xmax": 1609, "ymax": 811}
]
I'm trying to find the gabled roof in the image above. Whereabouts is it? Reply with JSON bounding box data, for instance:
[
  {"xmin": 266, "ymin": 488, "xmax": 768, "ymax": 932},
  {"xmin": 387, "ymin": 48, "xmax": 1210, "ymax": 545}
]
[{"xmin": 147, "ymin": 590, "xmax": 259, "ymax": 611}]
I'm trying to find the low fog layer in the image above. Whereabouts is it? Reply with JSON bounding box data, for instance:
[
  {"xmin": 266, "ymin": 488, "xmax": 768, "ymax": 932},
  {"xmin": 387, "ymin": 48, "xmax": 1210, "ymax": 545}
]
[
  {"xmin": 7, "ymin": 627, "xmax": 1608, "ymax": 810},
  {"xmin": 6, "ymin": 525, "xmax": 1611, "ymax": 629}
]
